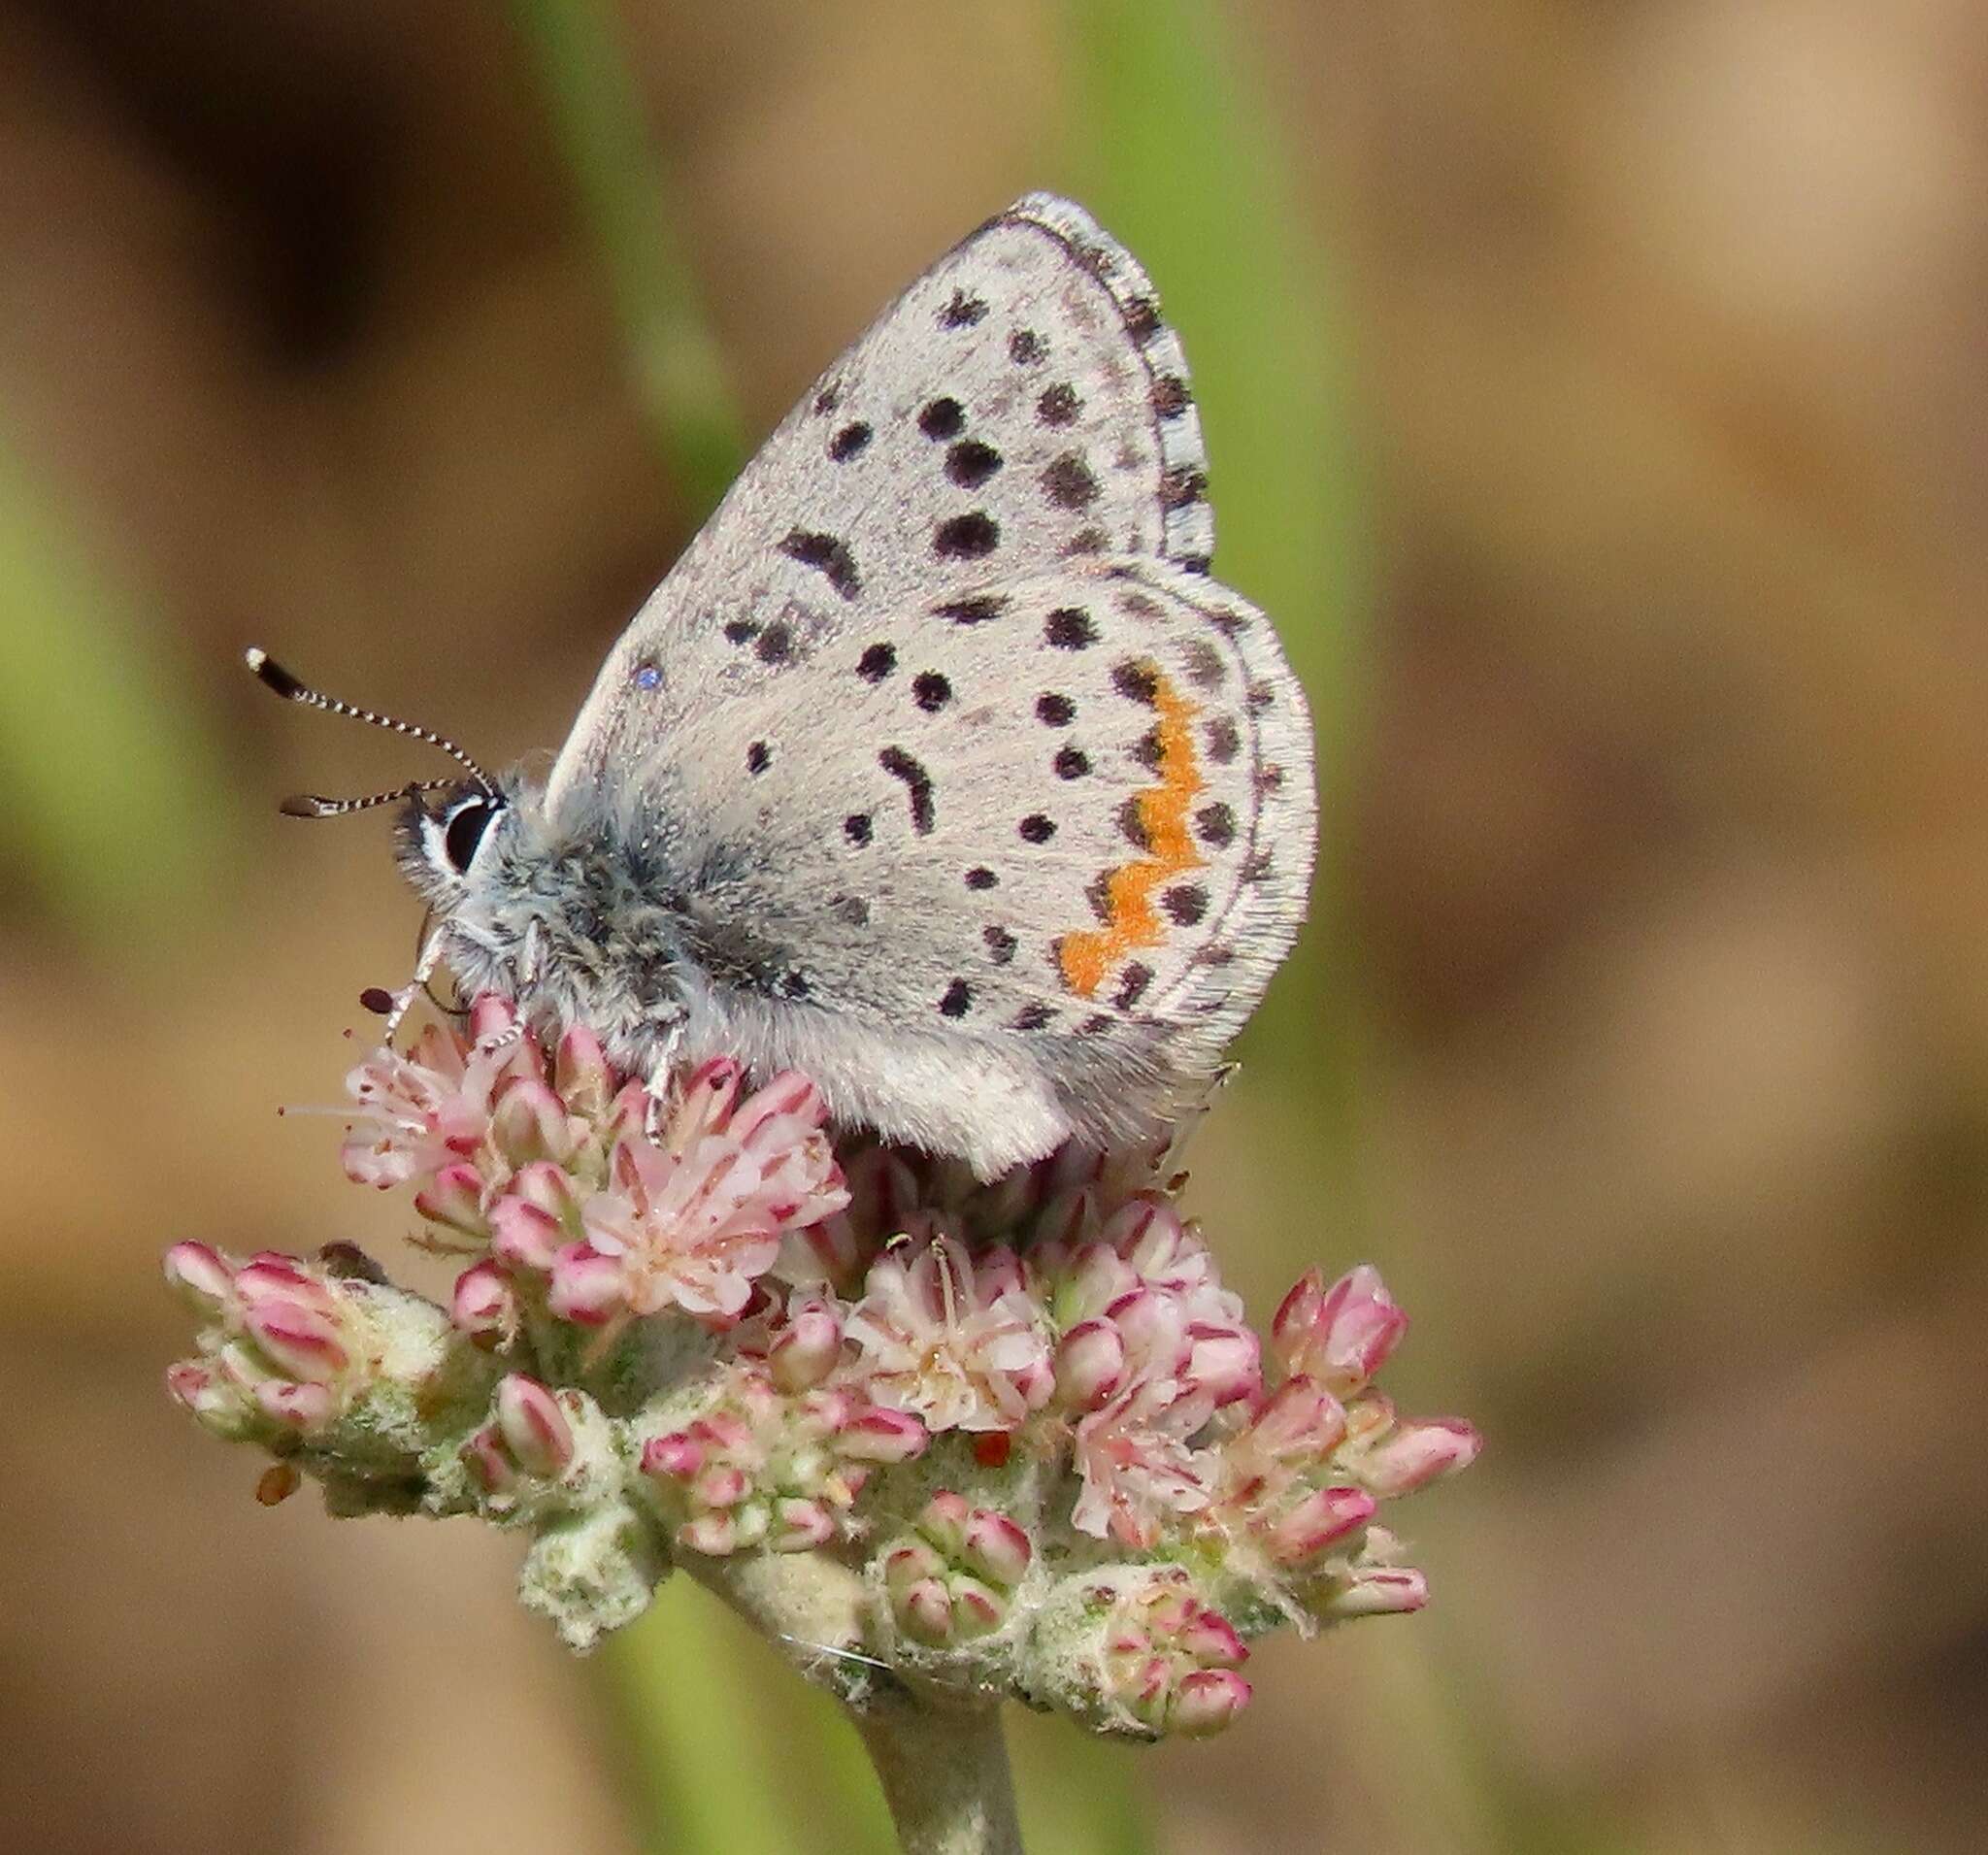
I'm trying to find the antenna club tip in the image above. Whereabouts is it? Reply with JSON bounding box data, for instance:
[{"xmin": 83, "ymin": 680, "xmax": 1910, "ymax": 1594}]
[
  {"xmin": 278, "ymin": 793, "xmax": 327, "ymax": 818},
  {"xmin": 247, "ymin": 649, "xmax": 307, "ymax": 700}
]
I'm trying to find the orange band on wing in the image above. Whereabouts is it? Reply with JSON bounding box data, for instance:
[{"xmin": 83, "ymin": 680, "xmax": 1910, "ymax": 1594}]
[{"xmin": 1057, "ymin": 665, "xmax": 1204, "ymax": 999}]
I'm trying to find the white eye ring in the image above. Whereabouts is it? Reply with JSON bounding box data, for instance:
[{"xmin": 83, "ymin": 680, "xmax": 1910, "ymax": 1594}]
[{"xmin": 428, "ymin": 794, "xmax": 504, "ymax": 877}]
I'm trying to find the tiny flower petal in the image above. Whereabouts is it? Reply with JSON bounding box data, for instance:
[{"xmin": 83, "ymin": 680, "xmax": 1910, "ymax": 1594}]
[{"xmin": 162, "ymin": 1242, "xmax": 234, "ymax": 1314}]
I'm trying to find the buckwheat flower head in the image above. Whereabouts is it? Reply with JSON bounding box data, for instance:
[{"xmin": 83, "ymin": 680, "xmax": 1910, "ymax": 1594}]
[{"xmin": 165, "ymin": 994, "xmax": 1480, "ymax": 1851}]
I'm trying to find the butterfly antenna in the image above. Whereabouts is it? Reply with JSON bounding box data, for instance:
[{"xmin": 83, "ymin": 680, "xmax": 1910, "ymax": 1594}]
[
  {"xmin": 279, "ymin": 780, "xmax": 458, "ymax": 819},
  {"xmin": 245, "ymin": 647, "xmax": 497, "ymax": 794}
]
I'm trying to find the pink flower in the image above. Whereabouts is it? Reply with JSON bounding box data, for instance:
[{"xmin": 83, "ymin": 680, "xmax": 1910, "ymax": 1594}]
[
  {"xmin": 1271, "ymin": 1264, "xmax": 1408, "ymax": 1396},
  {"xmin": 341, "ymin": 1018, "xmax": 513, "ymax": 1189},
  {"xmin": 845, "ymin": 1236, "xmax": 1052, "ymax": 1433},
  {"xmin": 1071, "ymin": 1375, "xmax": 1215, "ymax": 1547},
  {"xmin": 555, "ymin": 1072, "xmax": 846, "ymax": 1325}
]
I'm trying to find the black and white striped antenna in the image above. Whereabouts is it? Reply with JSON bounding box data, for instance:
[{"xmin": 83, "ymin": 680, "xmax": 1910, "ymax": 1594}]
[{"xmin": 244, "ymin": 646, "xmax": 497, "ymax": 805}]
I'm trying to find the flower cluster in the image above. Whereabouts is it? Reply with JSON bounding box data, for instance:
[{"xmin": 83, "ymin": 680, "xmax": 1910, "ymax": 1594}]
[{"xmin": 166, "ymin": 998, "xmax": 1479, "ymax": 1741}]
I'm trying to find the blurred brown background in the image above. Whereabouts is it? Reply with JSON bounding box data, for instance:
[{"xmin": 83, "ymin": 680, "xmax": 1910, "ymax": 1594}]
[{"xmin": 5, "ymin": 2, "xmax": 1987, "ymax": 1850}]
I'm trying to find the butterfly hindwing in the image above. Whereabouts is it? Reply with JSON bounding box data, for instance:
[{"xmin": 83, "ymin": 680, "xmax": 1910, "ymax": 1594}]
[{"xmin": 600, "ymin": 558, "xmax": 1313, "ymax": 1141}]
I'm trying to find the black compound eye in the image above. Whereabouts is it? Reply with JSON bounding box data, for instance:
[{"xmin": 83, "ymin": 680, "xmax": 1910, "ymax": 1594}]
[{"xmin": 442, "ymin": 798, "xmax": 498, "ymax": 873}]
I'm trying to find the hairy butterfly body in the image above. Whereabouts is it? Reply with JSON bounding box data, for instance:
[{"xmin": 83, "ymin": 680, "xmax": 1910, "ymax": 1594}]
[{"xmin": 383, "ymin": 193, "xmax": 1314, "ymax": 1177}]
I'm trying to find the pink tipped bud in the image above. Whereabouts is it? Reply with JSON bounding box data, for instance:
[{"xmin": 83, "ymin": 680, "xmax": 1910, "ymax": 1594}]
[
  {"xmin": 641, "ymin": 1432, "xmax": 704, "ymax": 1481},
  {"xmin": 692, "ymin": 1465, "xmax": 750, "ymax": 1509},
  {"xmin": 1053, "ymin": 1318, "xmax": 1126, "ymax": 1409},
  {"xmin": 547, "ymin": 1243, "xmax": 625, "ymax": 1325},
  {"xmin": 1267, "ymin": 1484, "xmax": 1376, "ymax": 1566},
  {"xmin": 451, "ymin": 1262, "xmax": 516, "ymax": 1342},
  {"xmin": 1352, "ymin": 1415, "xmax": 1482, "ymax": 1496},
  {"xmin": 489, "ymin": 1197, "xmax": 565, "ymax": 1273},
  {"xmin": 960, "ymin": 1509, "xmax": 1032, "ymax": 1590},
  {"xmin": 1273, "ymin": 1264, "xmax": 1408, "ymax": 1393},
  {"xmin": 770, "ymin": 1297, "xmax": 844, "ymax": 1392},
  {"xmin": 495, "ymin": 1375, "xmax": 574, "ymax": 1479},
  {"xmin": 414, "ymin": 1163, "xmax": 489, "ymax": 1237},
  {"xmin": 244, "ymin": 1303, "xmax": 349, "ymax": 1384},
  {"xmin": 489, "ymin": 1077, "xmax": 573, "ymax": 1166},
  {"xmin": 234, "ymin": 1256, "xmax": 338, "ymax": 1316},
  {"xmin": 896, "ymin": 1577, "xmax": 956, "ymax": 1645},
  {"xmin": 882, "ymin": 1540, "xmax": 947, "ymax": 1594},
  {"xmin": 918, "ymin": 1491, "xmax": 973, "ymax": 1556},
  {"xmin": 166, "ymin": 1362, "xmax": 251, "ymax": 1436},
  {"xmin": 162, "ymin": 1242, "xmax": 235, "ymax": 1314},
  {"xmin": 950, "ymin": 1578, "xmax": 1006, "ymax": 1639},
  {"xmin": 1319, "ymin": 1565, "xmax": 1429, "ymax": 1620},
  {"xmin": 679, "ymin": 1511, "xmax": 741, "ymax": 1556},
  {"xmin": 553, "ymin": 1024, "xmax": 613, "ymax": 1116},
  {"xmin": 1170, "ymin": 1670, "xmax": 1251, "ymax": 1738},
  {"xmin": 837, "ymin": 1408, "xmax": 928, "ymax": 1463},
  {"xmin": 508, "ymin": 1159, "xmax": 582, "ymax": 1225},
  {"xmin": 1174, "ymin": 1607, "xmax": 1248, "ymax": 1669},
  {"xmin": 1187, "ymin": 1324, "xmax": 1261, "ymax": 1407},
  {"xmin": 771, "ymin": 1498, "xmax": 838, "ymax": 1552}
]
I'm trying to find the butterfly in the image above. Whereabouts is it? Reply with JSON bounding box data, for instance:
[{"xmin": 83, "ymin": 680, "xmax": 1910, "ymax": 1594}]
[{"xmin": 252, "ymin": 194, "xmax": 1316, "ymax": 1178}]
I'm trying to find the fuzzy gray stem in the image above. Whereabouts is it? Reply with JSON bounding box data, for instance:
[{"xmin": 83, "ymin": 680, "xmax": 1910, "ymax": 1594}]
[
  {"xmin": 851, "ymin": 1696, "xmax": 1023, "ymax": 1855},
  {"xmin": 682, "ymin": 1549, "xmax": 1022, "ymax": 1853}
]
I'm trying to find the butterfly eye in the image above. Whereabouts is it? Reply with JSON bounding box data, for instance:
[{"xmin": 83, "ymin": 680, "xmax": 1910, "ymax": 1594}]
[{"xmin": 442, "ymin": 796, "xmax": 499, "ymax": 874}]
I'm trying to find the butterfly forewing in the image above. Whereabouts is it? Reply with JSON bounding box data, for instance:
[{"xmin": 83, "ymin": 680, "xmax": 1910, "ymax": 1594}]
[{"xmin": 547, "ymin": 194, "xmax": 1213, "ymax": 813}]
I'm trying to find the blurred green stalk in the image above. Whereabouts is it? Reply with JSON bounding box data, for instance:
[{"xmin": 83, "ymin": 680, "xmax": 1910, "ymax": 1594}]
[
  {"xmin": 0, "ymin": 442, "xmax": 227, "ymax": 949},
  {"xmin": 506, "ymin": 0, "xmax": 746, "ymax": 513},
  {"xmin": 1064, "ymin": 0, "xmax": 1369, "ymax": 1097}
]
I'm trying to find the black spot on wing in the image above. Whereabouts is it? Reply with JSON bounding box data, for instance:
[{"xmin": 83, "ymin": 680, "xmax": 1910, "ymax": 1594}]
[
  {"xmin": 934, "ymin": 513, "xmax": 1000, "ymax": 559},
  {"xmin": 919, "ymin": 397, "xmax": 966, "ymax": 440},
  {"xmin": 941, "ymin": 288, "xmax": 989, "ymax": 328},
  {"xmin": 1037, "ymin": 383, "xmax": 1080, "ymax": 427},
  {"xmin": 934, "ymin": 593, "xmax": 1008, "ymax": 626},
  {"xmin": 1044, "ymin": 607, "xmax": 1097, "ymax": 649},
  {"xmin": 1042, "ymin": 453, "xmax": 1101, "ymax": 511},
  {"xmin": 879, "ymin": 747, "xmax": 936, "ymax": 835},
  {"xmin": 945, "ymin": 440, "xmax": 1004, "ymax": 488},
  {"xmin": 779, "ymin": 529, "xmax": 861, "ymax": 601}
]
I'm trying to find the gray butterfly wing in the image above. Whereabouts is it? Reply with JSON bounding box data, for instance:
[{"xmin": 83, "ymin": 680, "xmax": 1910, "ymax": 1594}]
[
  {"xmin": 535, "ymin": 195, "xmax": 1314, "ymax": 1171},
  {"xmin": 545, "ymin": 193, "xmax": 1213, "ymax": 815}
]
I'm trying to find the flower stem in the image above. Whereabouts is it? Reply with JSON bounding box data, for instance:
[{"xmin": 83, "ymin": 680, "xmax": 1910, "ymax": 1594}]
[{"xmin": 851, "ymin": 1697, "xmax": 1023, "ymax": 1855}]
